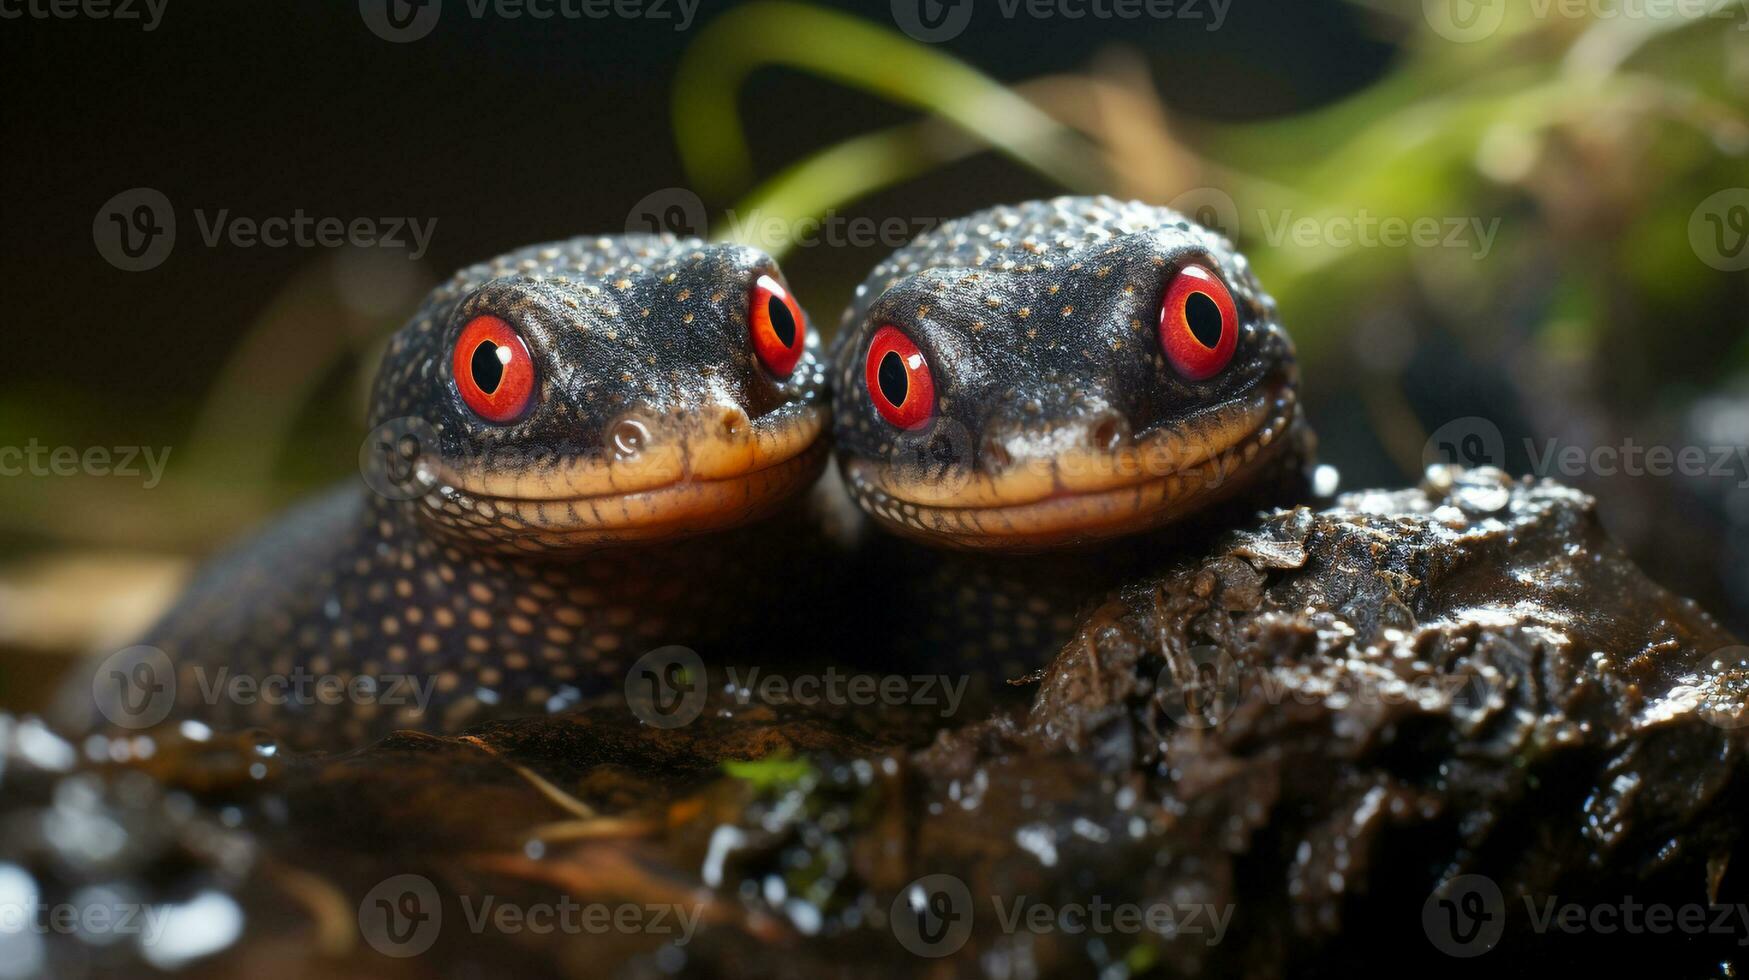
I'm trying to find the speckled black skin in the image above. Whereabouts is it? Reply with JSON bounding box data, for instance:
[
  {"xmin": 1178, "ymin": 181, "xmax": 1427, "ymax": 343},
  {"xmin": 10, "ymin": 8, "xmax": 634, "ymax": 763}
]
[
  {"xmin": 830, "ymin": 197, "xmax": 1311, "ymax": 685},
  {"xmin": 102, "ymin": 235, "xmax": 841, "ymax": 749}
]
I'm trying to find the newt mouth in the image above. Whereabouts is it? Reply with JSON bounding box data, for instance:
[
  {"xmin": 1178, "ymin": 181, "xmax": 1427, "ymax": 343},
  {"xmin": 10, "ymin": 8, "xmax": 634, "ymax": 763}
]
[
  {"xmin": 844, "ymin": 382, "xmax": 1298, "ymax": 551},
  {"xmin": 419, "ymin": 402, "xmax": 830, "ymax": 553}
]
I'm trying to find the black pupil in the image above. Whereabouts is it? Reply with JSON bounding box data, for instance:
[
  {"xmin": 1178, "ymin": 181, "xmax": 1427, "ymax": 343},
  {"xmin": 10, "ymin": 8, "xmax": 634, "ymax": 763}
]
[
  {"xmin": 471, "ymin": 340, "xmax": 504, "ymax": 395},
  {"xmin": 1185, "ymin": 292, "xmax": 1223, "ymax": 349},
  {"xmin": 877, "ymin": 350, "xmax": 908, "ymax": 407},
  {"xmin": 767, "ymin": 295, "xmax": 797, "ymax": 348}
]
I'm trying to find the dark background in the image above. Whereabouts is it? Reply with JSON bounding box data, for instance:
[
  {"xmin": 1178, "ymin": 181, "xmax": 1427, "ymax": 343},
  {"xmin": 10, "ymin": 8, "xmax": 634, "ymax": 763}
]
[{"xmin": 1, "ymin": 0, "xmax": 1390, "ymax": 438}]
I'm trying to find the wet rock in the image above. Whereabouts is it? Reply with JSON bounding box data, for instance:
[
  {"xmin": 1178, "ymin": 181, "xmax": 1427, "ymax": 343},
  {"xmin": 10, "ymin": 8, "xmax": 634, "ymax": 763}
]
[{"xmin": 4, "ymin": 468, "xmax": 1746, "ymax": 977}]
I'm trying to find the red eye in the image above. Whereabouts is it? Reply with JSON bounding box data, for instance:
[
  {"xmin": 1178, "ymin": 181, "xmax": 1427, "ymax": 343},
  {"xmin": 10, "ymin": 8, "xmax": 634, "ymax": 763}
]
[
  {"xmin": 865, "ymin": 326, "xmax": 935, "ymax": 430},
  {"xmin": 453, "ymin": 314, "xmax": 535, "ymax": 423},
  {"xmin": 1159, "ymin": 263, "xmax": 1239, "ymax": 381},
  {"xmin": 749, "ymin": 274, "xmax": 806, "ymax": 377}
]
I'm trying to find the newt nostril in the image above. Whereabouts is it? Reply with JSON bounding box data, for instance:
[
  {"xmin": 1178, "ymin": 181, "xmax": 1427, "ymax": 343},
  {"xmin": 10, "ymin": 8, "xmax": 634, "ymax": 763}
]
[
  {"xmin": 719, "ymin": 407, "xmax": 749, "ymax": 438},
  {"xmin": 982, "ymin": 434, "xmax": 1013, "ymax": 471},
  {"xmin": 1089, "ymin": 414, "xmax": 1129, "ymax": 451},
  {"xmin": 609, "ymin": 418, "xmax": 652, "ymax": 458}
]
